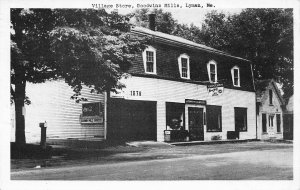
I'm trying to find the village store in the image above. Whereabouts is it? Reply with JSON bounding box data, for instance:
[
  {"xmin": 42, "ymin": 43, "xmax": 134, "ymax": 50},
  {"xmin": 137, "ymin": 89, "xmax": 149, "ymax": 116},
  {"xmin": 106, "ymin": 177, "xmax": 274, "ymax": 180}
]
[{"xmin": 106, "ymin": 22, "xmax": 257, "ymax": 142}]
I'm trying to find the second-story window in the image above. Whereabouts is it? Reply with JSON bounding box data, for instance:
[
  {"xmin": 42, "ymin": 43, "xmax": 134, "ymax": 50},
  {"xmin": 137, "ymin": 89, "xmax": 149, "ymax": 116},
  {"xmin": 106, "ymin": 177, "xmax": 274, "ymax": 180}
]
[
  {"xmin": 146, "ymin": 51, "xmax": 154, "ymax": 72},
  {"xmin": 207, "ymin": 60, "xmax": 217, "ymax": 83},
  {"xmin": 178, "ymin": 54, "xmax": 190, "ymax": 79},
  {"xmin": 231, "ymin": 66, "xmax": 240, "ymax": 87},
  {"xmin": 181, "ymin": 58, "xmax": 188, "ymax": 77},
  {"xmin": 143, "ymin": 46, "xmax": 156, "ymax": 74},
  {"xmin": 269, "ymin": 89, "xmax": 273, "ymax": 105}
]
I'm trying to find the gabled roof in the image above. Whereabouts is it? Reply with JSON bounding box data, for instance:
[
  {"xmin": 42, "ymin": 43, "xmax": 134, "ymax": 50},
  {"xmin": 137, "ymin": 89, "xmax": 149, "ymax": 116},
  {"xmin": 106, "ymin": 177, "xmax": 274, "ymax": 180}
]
[
  {"xmin": 255, "ymin": 79, "xmax": 285, "ymax": 105},
  {"xmin": 131, "ymin": 27, "xmax": 250, "ymax": 62}
]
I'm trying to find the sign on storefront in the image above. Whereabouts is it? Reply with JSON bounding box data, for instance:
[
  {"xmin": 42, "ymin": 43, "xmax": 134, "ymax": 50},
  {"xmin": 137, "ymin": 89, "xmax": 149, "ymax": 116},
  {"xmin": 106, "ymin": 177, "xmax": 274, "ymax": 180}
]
[
  {"xmin": 111, "ymin": 89, "xmax": 142, "ymax": 99},
  {"xmin": 185, "ymin": 99, "xmax": 207, "ymax": 105},
  {"xmin": 207, "ymin": 83, "xmax": 224, "ymax": 96},
  {"xmin": 110, "ymin": 89, "xmax": 125, "ymax": 98},
  {"xmin": 80, "ymin": 102, "xmax": 104, "ymax": 124}
]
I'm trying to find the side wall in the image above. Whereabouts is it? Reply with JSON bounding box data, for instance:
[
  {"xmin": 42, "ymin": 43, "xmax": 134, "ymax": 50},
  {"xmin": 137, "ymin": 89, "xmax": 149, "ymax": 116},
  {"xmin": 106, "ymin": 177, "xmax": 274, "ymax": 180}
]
[
  {"xmin": 114, "ymin": 76, "xmax": 256, "ymax": 142},
  {"xmin": 11, "ymin": 80, "xmax": 106, "ymax": 143},
  {"xmin": 286, "ymin": 95, "xmax": 293, "ymax": 113}
]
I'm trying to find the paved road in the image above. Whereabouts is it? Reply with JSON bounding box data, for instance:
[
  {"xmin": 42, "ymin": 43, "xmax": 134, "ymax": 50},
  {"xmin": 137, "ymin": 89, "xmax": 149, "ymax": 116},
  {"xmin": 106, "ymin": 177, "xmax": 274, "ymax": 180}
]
[{"xmin": 11, "ymin": 146, "xmax": 292, "ymax": 180}]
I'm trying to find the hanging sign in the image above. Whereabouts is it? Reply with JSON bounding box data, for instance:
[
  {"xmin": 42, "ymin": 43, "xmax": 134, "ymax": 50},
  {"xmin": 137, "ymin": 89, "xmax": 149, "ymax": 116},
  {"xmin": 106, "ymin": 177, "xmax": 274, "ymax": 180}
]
[{"xmin": 207, "ymin": 83, "xmax": 224, "ymax": 96}]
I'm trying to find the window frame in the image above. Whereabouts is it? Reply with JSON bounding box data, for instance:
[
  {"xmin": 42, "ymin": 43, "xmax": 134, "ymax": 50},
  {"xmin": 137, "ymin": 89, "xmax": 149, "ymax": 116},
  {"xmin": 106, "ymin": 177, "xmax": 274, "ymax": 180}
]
[
  {"xmin": 269, "ymin": 114, "xmax": 274, "ymax": 127},
  {"xmin": 206, "ymin": 105, "xmax": 222, "ymax": 132},
  {"xmin": 234, "ymin": 107, "xmax": 248, "ymax": 132},
  {"xmin": 276, "ymin": 114, "xmax": 281, "ymax": 133},
  {"xmin": 231, "ymin": 66, "xmax": 240, "ymax": 87},
  {"xmin": 178, "ymin": 54, "xmax": 190, "ymax": 79},
  {"xmin": 142, "ymin": 46, "xmax": 157, "ymax": 74},
  {"xmin": 207, "ymin": 60, "xmax": 217, "ymax": 83},
  {"xmin": 165, "ymin": 102, "xmax": 185, "ymax": 130},
  {"xmin": 269, "ymin": 89, "xmax": 273, "ymax": 105},
  {"xmin": 82, "ymin": 102, "xmax": 101, "ymax": 117},
  {"xmin": 262, "ymin": 113, "xmax": 267, "ymax": 133}
]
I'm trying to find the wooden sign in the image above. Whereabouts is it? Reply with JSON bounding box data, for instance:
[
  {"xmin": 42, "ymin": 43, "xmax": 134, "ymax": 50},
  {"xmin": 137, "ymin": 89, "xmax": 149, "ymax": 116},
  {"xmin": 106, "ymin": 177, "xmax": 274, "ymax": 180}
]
[
  {"xmin": 81, "ymin": 102, "xmax": 104, "ymax": 124},
  {"xmin": 185, "ymin": 99, "xmax": 207, "ymax": 105},
  {"xmin": 207, "ymin": 83, "xmax": 224, "ymax": 96}
]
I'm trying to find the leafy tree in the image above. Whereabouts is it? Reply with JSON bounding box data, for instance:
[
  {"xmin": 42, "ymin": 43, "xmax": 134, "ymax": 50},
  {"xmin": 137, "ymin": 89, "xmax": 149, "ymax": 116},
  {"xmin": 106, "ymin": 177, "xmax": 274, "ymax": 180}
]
[
  {"xmin": 199, "ymin": 9, "xmax": 293, "ymax": 98},
  {"xmin": 172, "ymin": 23, "xmax": 203, "ymax": 43},
  {"xmin": 50, "ymin": 9, "xmax": 147, "ymax": 100},
  {"xmin": 11, "ymin": 9, "xmax": 147, "ymax": 145},
  {"xmin": 11, "ymin": 9, "xmax": 57, "ymax": 145}
]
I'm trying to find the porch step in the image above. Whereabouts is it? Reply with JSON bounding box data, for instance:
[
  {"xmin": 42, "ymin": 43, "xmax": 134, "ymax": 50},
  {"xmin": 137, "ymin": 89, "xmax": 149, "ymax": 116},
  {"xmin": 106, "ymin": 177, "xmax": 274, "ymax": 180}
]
[{"xmin": 169, "ymin": 139, "xmax": 259, "ymax": 146}]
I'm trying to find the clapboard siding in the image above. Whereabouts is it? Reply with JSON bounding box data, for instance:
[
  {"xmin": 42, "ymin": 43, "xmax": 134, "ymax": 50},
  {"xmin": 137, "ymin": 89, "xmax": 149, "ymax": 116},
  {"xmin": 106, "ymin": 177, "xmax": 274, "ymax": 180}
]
[
  {"xmin": 11, "ymin": 80, "xmax": 105, "ymax": 143},
  {"xmin": 117, "ymin": 76, "xmax": 256, "ymax": 141}
]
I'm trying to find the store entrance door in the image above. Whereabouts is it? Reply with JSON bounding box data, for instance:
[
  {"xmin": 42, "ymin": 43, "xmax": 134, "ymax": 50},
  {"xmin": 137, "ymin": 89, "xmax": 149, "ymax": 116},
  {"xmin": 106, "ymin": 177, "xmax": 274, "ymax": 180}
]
[{"xmin": 188, "ymin": 107, "xmax": 204, "ymax": 141}]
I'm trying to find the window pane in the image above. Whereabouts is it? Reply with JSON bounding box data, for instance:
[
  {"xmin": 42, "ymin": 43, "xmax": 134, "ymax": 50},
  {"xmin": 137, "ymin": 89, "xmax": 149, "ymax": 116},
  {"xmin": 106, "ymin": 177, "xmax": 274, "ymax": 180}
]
[
  {"xmin": 146, "ymin": 51, "xmax": 153, "ymax": 62},
  {"xmin": 210, "ymin": 64, "xmax": 216, "ymax": 82},
  {"xmin": 182, "ymin": 68, "xmax": 187, "ymax": 78},
  {"xmin": 262, "ymin": 113, "xmax": 267, "ymax": 132},
  {"xmin": 211, "ymin": 73, "xmax": 216, "ymax": 82},
  {"xmin": 181, "ymin": 58, "xmax": 187, "ymax": 68},
  {"xmin": 276, "ymin": 114, "xmax": 281, "ymax": 132},
  {"xmin": 206, "ymin": 105, "xmax": 222, "ymax": 132},
  {"xmin": 82, "ymin": 103, "xmax": 101, "ymax": 117},
  {"xmin": 234, "ymin": 69, "xmax": 239, "ymax": 85},
  {"xmin": 269, "ymin": 90, "xmax": 273, "ymax": 104},
  {"xmin": 166, "ymin": 102, "xmax": 185, "ymax": 130},
  {"xmin": 269, "ymin": 115, "xmax": 274, "ymax": 127},
  {"xmin": 210, "ymin": 64, "xmax": 215, "ymax": 73},
  {"xmin": 181, "ymin": 58, "xmax": 188, "ymax": 78},
  {"xmin": 234, "ymin": 78, "xmax": 238, "ymax": 86},
  {"xmin": 271, "ymin": 115, "xmax": 274, "ymax": 126},
  {"xmin": 234, "ymin": 69, "xmax": 238, "ymax": 77},
  {"xmin": 146, "ymin": 62, "xmax": 153, "ymax": 72},
  {"xmin": 235, "ymin": 107, "xmax": 247, "ymax": 132}
]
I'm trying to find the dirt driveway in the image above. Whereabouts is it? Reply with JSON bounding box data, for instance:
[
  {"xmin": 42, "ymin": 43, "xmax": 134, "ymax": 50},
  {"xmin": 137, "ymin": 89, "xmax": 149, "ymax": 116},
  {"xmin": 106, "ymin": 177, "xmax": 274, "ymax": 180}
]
[{"xmin": 11, "ymin": 141, "xmax": 292, "ymax": 171}]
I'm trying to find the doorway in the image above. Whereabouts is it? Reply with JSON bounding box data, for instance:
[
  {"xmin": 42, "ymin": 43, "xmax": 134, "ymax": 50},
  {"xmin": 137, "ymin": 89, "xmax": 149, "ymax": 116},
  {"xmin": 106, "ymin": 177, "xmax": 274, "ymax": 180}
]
[
  {"xmin": 108, "ymin": 99, "xmax": 157, "ymax": 141},
  {"xmin": 188, "ymin": 107, "xmax": 204, "ymax": 141}
]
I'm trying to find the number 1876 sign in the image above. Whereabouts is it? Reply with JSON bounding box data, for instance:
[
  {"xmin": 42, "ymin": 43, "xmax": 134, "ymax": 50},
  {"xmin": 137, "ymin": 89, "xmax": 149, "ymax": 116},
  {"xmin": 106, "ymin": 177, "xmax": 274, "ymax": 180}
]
[{"xmin": 207, "ymin": 83, "xmax": 224, "ymax": 96}]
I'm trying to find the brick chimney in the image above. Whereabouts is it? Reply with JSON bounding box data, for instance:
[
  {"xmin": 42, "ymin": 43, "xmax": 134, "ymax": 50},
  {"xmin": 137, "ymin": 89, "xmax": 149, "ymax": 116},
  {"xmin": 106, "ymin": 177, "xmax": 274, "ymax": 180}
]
[{"xmin": 148, "ymin": 13, "xmax": 156, "ymax": 31}]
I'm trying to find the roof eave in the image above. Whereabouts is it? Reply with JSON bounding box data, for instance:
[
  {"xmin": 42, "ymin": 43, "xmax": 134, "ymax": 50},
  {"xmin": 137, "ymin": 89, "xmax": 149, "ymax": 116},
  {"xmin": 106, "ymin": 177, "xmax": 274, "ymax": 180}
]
[{"xmin": 131, "ymin": 29, "xmax": 251, "ymax": 62}]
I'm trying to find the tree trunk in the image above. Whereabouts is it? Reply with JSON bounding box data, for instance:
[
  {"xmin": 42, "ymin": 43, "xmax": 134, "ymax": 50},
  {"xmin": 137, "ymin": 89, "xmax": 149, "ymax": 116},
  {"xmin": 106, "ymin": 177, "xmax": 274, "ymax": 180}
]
[
  {"xmin": 13, "ymin": 15, "xmax": 27, "ymax": 145},
  {"xmin": 14, "ymin": 79, "xmax": 26, "ymax": 145}
]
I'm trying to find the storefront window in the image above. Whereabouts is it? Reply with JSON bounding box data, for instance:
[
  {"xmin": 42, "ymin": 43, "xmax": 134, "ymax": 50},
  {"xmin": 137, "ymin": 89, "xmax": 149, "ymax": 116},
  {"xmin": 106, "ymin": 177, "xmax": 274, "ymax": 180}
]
[
  {"xmin": 235, "ymin": 107, "xmax": 247, "ymax": 132},
  {"xmin": 166, "ymin": 102, "xmax": 185, "ymax": 130},
  {"xmin": 206, "ymin": 105, "xmax": 222, "ymax": 132}
]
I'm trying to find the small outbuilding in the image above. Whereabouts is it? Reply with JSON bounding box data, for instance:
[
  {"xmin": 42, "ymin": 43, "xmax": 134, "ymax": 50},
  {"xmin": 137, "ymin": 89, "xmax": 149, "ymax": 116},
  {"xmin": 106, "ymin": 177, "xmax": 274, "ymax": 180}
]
[{"xmin": 256, "ymin": 79, "xmax": 285, "ymax": 140}]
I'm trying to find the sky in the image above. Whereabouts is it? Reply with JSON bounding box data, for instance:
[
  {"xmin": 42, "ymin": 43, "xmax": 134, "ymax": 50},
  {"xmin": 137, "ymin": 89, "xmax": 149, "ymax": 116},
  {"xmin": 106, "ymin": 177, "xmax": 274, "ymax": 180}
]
[{"xmin": 119, "ymin": 8, "xmax": 243, "ymax": 27}]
